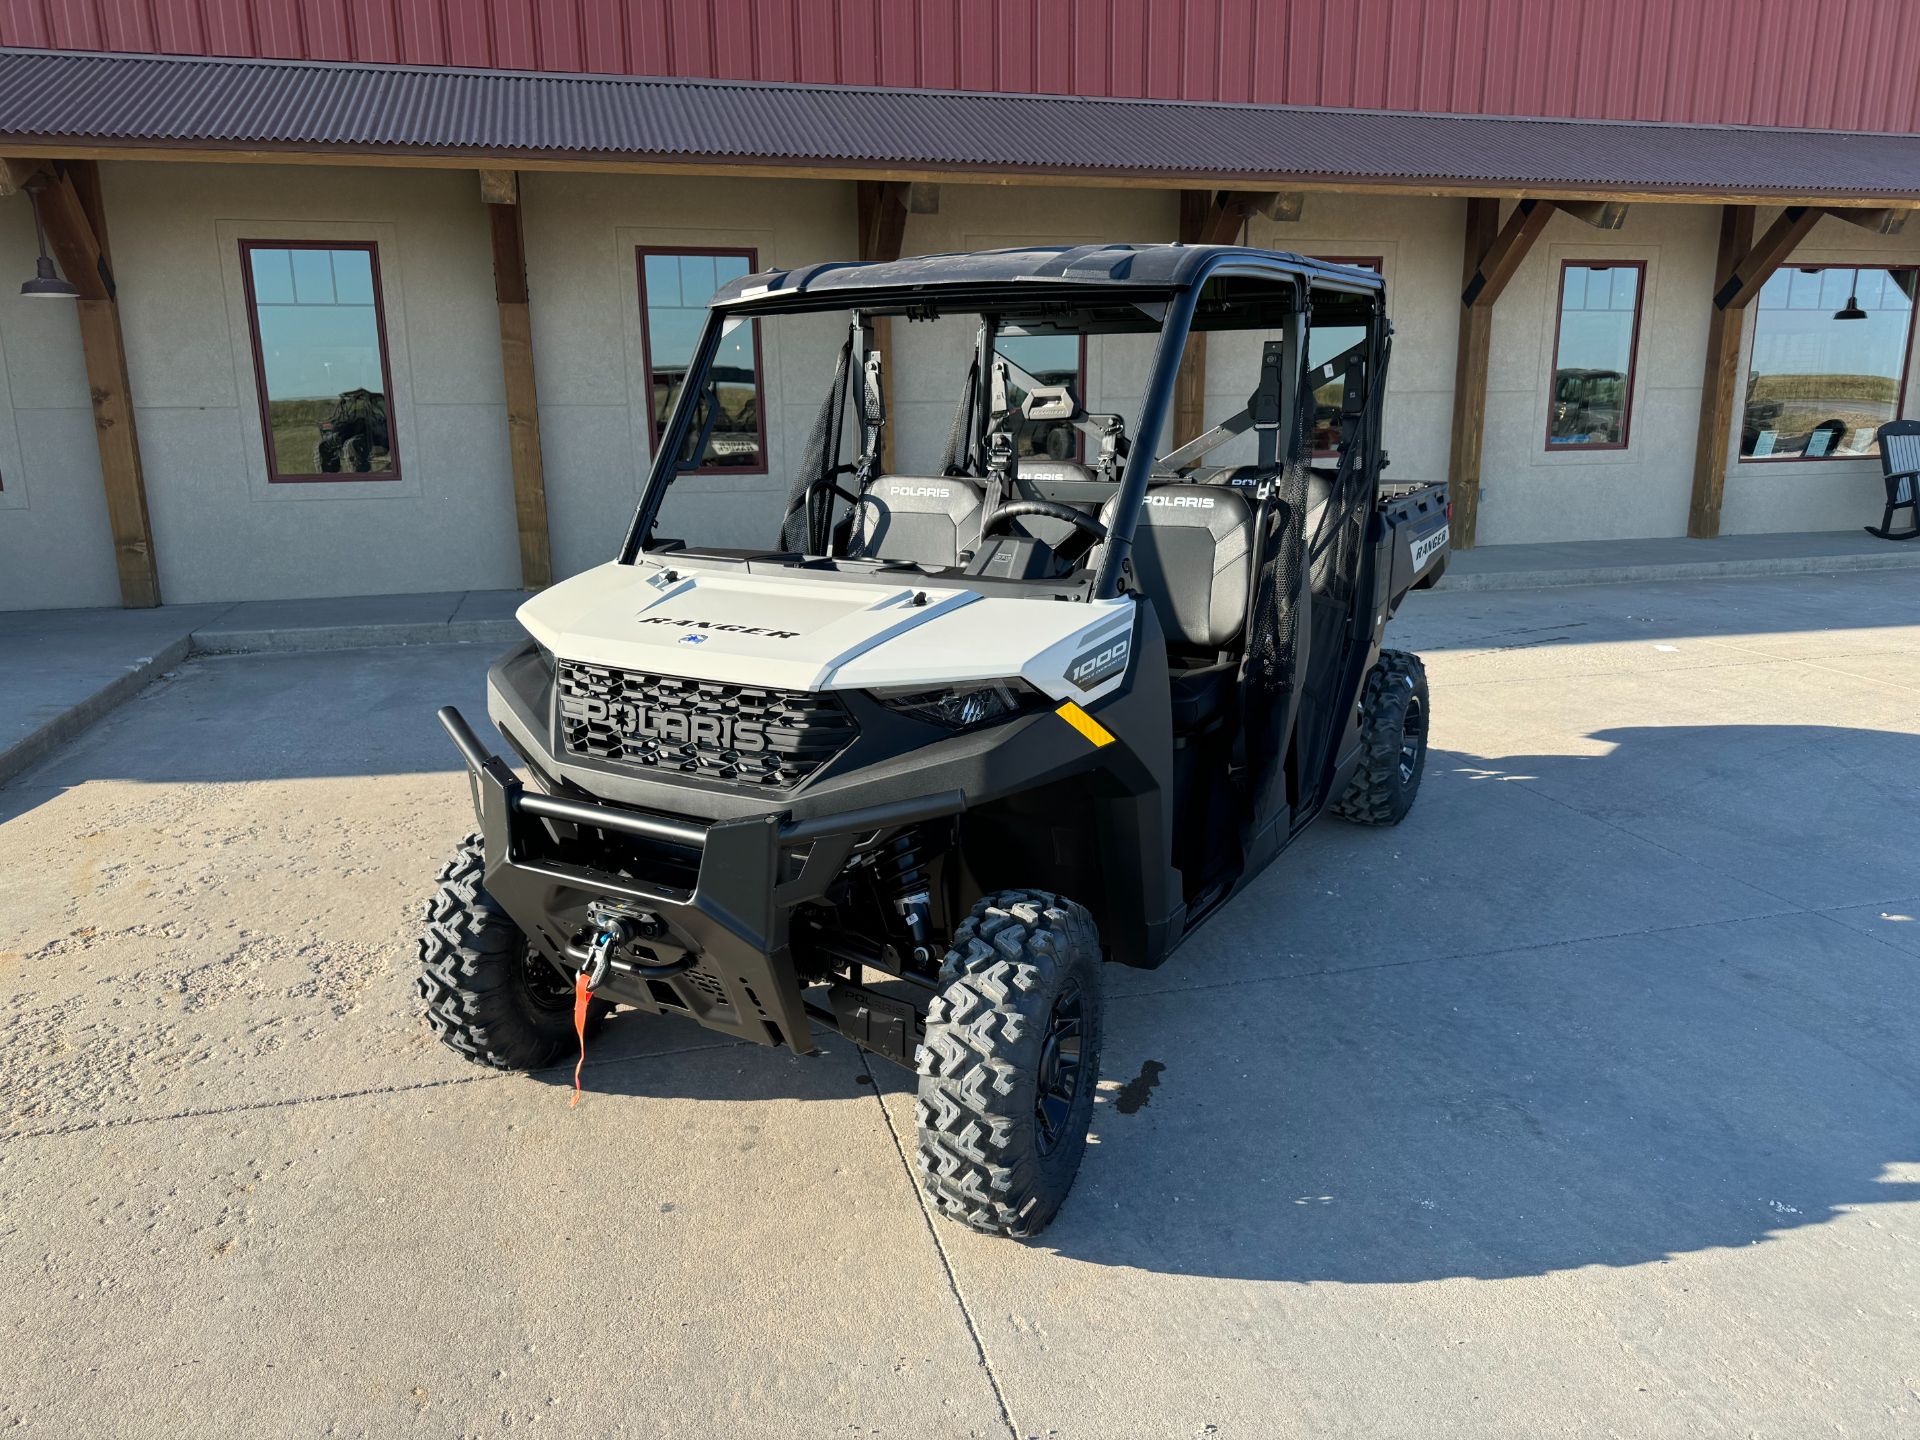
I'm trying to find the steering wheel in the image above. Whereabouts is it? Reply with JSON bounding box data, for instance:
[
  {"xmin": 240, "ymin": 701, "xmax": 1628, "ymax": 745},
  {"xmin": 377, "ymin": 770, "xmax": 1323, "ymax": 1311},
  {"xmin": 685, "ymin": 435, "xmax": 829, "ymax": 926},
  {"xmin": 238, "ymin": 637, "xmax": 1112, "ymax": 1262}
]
[{"xmin": 979, "ymin": 499, "xmax": 1109, "ymax": 543}]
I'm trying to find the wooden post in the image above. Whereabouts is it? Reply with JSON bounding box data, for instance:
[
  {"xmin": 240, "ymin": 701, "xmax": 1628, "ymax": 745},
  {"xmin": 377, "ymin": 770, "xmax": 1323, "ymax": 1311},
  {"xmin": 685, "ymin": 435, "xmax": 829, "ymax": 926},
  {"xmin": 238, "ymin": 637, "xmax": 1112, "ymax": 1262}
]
[
  {"xmin": 1172, "ymin": 191, "xmax": 1219, "ymax": 447},
  {"xmin": 19, "ymin": 160, "xmax": 161, "ymax": 607},
  {"xmin": 1170, "ymin": 189, "xmax": 1305, "ymax": 447},
  {"xmin": 1445, "ymin": 199, "xmax": 1500, "ymax": 550},
  {"xmin": 856, "ymin": 181, "xmax": 910, "ymax": 472},
  {"xmin": 1687, "ymin": 206, "xmax": 1757, "ymax": 538},
  {"xmin": 1444, "ymin": 196, "xmax": 1557, "ymax": 548},
  {"xmin": 483, "ymin": 172, "xmax": 552, "ymax": 589}
]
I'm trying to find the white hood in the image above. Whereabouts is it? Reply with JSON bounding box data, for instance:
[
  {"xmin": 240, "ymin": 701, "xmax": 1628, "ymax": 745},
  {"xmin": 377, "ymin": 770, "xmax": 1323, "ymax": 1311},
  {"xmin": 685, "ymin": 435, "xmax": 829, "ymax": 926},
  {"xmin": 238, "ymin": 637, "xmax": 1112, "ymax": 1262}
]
[{"xmin": 519, "ymin": 559, "xmax": 1138, "ymax": 702}]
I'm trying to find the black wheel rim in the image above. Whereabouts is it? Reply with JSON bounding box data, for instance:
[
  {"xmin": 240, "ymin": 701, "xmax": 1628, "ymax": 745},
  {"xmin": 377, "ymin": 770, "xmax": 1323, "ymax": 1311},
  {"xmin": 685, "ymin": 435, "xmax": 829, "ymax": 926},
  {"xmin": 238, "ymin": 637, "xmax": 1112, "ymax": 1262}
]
[
  {"xmin": 1399, "ymin": 694, "xmax": 1426, "ymax": 785},
  {"xmin": 1034, "ymin": 983, "xmax": 1085, "ymax": 1157},
  {"xmin": 520, "ymin": 943, "xmax": 576, "ymax": 1012}
]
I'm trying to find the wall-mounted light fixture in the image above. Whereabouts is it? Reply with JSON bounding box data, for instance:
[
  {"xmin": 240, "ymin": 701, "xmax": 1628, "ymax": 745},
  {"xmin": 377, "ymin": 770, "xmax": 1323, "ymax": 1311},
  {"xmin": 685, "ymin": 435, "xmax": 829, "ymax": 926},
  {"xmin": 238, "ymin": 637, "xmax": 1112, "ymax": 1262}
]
[
  {"xmin": 1834, "ymin": 267, "xmax": 1868, "ymax": 321},
  {"xmin": 19, "ymin": 184, "xmax": 78, "ymax": 300}
]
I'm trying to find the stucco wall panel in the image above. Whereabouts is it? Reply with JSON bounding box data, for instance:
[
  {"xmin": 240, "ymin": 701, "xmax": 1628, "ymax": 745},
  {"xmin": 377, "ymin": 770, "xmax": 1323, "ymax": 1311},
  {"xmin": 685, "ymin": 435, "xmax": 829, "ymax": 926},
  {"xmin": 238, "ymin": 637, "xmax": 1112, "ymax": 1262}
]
[
  {"xmin": 101, "ymin": 161, "xmax": 521, "ymax": 603},
  {"xmin": 0, "ymin": 200, "xmax": 119, "ymax": 611}
]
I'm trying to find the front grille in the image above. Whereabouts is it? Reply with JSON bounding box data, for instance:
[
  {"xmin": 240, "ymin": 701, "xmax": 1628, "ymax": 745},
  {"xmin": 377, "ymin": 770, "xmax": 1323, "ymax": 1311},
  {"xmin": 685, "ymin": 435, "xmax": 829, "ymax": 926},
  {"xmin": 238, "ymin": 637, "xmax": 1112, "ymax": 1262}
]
[{"xmin": 556, "ymin": 660, "xmax": 857, "ymax": 788}]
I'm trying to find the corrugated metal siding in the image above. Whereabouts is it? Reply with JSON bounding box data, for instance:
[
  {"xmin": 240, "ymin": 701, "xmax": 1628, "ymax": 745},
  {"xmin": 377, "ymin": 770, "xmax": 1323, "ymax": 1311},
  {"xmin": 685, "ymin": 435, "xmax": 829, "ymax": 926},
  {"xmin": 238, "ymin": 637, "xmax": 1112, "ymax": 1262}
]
[
  {"xmin": 5, "ymin": 48, "xmax": 1919, "ymax": 199},
  {"xmin": 6, "ymin": 0, "xmax": 1920, "ymax": 135}
]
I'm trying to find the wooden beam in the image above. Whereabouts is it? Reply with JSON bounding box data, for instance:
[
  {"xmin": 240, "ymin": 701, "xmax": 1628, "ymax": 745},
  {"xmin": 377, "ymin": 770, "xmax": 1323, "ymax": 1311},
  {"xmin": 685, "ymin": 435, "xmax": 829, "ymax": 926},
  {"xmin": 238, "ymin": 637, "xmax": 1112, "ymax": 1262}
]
[
  {"xmin": 855, "ymin": 181, "xmax": 912, "ymax": 474},
  {"xmin": 487, "ymin": 198, "xmax": 551, "ymax": 588},
  {"xmin": 1172, "ymin": 189, "xmax": 1216, "ymax": 447},
  {"xmin": 1462, "ymin": 197, "xmax": 1555, "ymax": 307},
  {"xmin": 856, "ymin": 180, "xmax": 909, "ymax": 267},
  {"xmin": 1445, "ymin": 198, "xmax": 1501, "ymax": 549},
  {"xmin": 9, "ymin": 141, "xmax": 1920, "ymax": 208},
  {"xmin": 478, "ymin": 168, "xmax": 517, "ymax": 205},
  {"xmin": 22, "ymin": 161, "xmax": 160, "ymax": 605},
  {"xmin": 1688, "ymin": 205, "xmax": 1756, "ymax": 539},
  {"xmin": 1246, "ymin": 191, "xmax": 1305, "ymax": 222},
  {"xmin": 1826, "ymin": 205, "xmax": 1907, "ymax": 235},
  {"xmin": 1554, "ymin": 198, "xmax": 1629, "ymax": 229},
  {"xmin": 1713, "ymin": 204, "xmax": 1822, "ymax": 309}
]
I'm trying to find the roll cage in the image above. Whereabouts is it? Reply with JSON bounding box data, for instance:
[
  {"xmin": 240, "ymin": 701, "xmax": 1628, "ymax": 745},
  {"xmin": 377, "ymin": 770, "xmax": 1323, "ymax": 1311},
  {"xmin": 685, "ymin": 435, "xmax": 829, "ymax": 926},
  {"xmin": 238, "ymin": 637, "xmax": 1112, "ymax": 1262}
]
[{"xmin": 616, "ymin": 244, "xmax": 1388, "ymax": 602}]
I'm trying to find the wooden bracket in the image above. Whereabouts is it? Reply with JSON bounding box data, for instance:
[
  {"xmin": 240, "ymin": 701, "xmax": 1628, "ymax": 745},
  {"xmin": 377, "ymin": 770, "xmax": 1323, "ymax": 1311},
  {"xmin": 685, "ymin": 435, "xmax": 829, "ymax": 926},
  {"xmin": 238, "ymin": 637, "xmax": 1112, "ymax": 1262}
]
[
  {"xmin": 1713, "ymin": 204, "xmax": 1823, "ymax": 309},
  {"xmin": 1826, "ymin": 205, "xmax": 1909, "ymax": 236},
  {"xmin": 1461, "ymin": 197, "xmax": 1556, "ymax": 307},
  {"xmin": 856, "ymin": 180, "xmax": 910, "ymax": 265},
  {"xmin": 1554, "ymin": 199, "xmax": 1629, "ymax": 230}
]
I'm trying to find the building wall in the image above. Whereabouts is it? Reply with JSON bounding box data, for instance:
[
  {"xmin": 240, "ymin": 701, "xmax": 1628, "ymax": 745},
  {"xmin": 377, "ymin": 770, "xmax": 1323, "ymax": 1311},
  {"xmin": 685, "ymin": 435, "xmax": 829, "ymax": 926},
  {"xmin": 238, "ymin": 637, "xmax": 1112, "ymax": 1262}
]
[
  {"xmin": 7, "ymin": 164, "xmax": 1919, "ymax": 612},
  {"xmin": 0, "ymin": 198, "xmax": 121, "ymax": 610},
  {"xmin": 12, "ymin": 1, "xmax": 1919, "ymax": 134},
  {"xmin": 519, "ymin": 169, "xmax": 856, "ymax": 574},
  {"xmin": 98, "ymin": 160, "xmax": 522, "ymax": 605}
]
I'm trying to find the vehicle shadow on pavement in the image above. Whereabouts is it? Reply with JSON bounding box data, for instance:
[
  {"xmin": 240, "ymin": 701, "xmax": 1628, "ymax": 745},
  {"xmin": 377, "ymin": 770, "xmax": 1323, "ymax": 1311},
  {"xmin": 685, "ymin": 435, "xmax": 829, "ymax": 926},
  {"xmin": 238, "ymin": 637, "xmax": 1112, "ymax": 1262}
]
[{"xmin": 1028, "ymin": 723, "xmax": 1920, "ymax": 1281}]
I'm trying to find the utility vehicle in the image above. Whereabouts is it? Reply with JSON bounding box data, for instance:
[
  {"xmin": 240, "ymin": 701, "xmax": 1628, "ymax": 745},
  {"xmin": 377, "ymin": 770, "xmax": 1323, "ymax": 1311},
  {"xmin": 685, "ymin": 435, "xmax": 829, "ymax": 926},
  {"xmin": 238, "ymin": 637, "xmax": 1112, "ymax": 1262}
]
[{"xmin": 420, "ymin": 244, "xmax": 1448, "ymax": 1237}]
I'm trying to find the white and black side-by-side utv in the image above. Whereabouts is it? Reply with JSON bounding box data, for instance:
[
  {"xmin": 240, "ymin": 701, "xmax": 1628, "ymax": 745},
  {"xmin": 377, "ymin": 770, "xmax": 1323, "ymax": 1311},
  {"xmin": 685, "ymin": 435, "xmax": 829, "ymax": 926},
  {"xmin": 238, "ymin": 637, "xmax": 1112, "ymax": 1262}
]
[{"xmin": 421, "ymin": 244, "xmax": 1449, "ymax": 1237}]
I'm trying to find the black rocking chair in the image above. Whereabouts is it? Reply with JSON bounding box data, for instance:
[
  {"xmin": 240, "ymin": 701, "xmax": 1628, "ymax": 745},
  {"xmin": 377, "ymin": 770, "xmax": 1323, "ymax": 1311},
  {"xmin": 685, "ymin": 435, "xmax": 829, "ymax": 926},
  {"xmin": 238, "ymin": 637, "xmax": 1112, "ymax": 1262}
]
[{"xmin": 1868, "ymin": 419, "xmax": 1920, "ymax": 540}]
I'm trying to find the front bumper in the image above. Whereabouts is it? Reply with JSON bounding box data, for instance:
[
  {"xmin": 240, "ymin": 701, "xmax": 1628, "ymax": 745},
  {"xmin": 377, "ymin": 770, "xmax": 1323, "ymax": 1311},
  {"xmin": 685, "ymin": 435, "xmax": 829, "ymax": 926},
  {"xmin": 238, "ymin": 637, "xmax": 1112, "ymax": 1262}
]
[{"xmin": 439, "ymin": 706, "xmax": 962, "ymax": 1054}]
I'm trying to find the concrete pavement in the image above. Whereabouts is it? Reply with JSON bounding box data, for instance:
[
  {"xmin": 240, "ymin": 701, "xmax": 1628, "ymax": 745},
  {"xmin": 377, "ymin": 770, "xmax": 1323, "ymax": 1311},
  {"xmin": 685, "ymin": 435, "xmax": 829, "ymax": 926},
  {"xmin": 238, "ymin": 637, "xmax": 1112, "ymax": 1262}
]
[{"xmin": 3, "ymin": 571, "xmax": 1918, "ymax": 1437}]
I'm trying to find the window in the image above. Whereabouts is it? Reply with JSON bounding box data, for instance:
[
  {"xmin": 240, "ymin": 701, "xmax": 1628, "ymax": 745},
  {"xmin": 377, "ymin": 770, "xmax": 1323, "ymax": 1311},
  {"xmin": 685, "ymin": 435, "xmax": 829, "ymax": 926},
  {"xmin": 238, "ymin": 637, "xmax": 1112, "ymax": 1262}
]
[
  {"xmin": 638, "ymin": 249, "xmax": 765, "ymax": 473},
  {"xmin": 1741, "ymin": 264, "xmax": 1916, "ymax": 461},
  {"xmin": 997, "ymin": 332, "xmax": 1088, "ymax": 459},
  {"xmin": 1309, "ymin": 257, "xmax": 1382, "ymax": 454},
  {"xmin": 239, "ymin": 241, "xmax": 397, "ymax": 481},
  {"xmin": 1547, "ymin": 261, "xmax": 1643, "ymax": 450}
]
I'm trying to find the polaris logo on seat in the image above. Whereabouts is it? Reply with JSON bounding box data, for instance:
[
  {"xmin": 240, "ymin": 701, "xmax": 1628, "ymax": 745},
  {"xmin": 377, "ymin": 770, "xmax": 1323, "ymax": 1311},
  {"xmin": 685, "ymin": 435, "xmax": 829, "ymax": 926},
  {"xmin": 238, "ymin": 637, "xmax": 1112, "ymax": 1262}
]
[
  {"xmin": 560, "ymin": 693, "xmax": 769, "ymax": 753},
  {"xmin": 890, "ymin": 485, "xmax": 952, "ymax": 499},
  {"xmin": 637, "ymin": 617, "xmax": 800, "ymax": 640},
  {"xmin": 1066, "ymin": 631, "xmax": 1131, "ymax": 693},
  {"xmin": 1146, "ymin": 494, "xmax": 1214, "ymax": 509}
]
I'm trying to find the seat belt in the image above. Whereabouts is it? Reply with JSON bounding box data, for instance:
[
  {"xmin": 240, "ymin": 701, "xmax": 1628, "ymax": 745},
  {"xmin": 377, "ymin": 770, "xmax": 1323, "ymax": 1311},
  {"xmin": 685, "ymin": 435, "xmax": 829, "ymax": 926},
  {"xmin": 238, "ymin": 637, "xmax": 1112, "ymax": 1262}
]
[
  {"xmin": 976, "ymin": 359, "xmax": 1017, "ymax": 545},
  {"xmin": 845, "ymin": 327, "xmax": 886, "ymax": 554}
]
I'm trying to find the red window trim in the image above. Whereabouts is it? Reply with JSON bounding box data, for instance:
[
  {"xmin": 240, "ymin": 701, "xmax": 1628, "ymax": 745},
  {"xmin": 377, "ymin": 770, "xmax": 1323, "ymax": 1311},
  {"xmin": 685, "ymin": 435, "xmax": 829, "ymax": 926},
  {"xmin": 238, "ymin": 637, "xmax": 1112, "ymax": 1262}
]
[
  {"xmin": 1310, "ymin": 256, "xmax": 1383, "ymax": 458},
  {"xmin": 1544, "ymin": 259, "xmax": 1646, "ymax": 454},
  {"xmin": 1736, "ymin": 261, "xmax": 1917, "ymax": 465},
  {"xmin": 636, "ymin": 246, "xmax": 769, "ymax": 478},
  {"xmin": 238, "ymin": 239, "xmax": 401, "ymax": 484}
]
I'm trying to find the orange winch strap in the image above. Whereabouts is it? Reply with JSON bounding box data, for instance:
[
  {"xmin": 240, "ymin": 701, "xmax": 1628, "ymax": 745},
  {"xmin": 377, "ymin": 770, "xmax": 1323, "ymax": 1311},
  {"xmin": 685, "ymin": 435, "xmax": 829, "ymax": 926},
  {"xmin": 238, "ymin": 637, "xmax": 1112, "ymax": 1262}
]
[{"xmin": 570, "ymin": 971, "xmax": 592, "ymax": 1107}]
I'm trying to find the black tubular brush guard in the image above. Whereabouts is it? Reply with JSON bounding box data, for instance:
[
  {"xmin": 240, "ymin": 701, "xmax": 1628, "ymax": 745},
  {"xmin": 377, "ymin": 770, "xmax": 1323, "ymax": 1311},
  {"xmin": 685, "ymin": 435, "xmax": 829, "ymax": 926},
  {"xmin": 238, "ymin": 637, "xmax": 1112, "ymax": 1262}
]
[{"xmin": 438, "ymin": 706, "xmax": 962, "ymax": 1057}]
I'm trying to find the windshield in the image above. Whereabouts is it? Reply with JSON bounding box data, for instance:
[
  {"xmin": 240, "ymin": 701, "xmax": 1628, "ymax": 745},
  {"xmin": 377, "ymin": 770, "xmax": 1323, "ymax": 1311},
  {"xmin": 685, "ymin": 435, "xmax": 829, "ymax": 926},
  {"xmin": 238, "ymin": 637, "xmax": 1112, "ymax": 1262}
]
[
  {"xmin": 627, "ymin": 293, "xmax": 1172, "ymax": 589},
  {"xmin": 622, "ymin": 268, "xmax": 1368, "ymax": 594}
]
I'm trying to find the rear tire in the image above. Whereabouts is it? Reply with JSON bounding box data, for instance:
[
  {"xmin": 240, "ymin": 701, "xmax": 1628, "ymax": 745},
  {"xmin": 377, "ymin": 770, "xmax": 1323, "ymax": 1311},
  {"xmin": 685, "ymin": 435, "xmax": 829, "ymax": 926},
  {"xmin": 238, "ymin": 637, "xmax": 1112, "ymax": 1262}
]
[
  {"xmin": 1330, "ymin": 649, "xmax": 1429, "ymax": 826},
  {"xmin": 416, "ymin": 834, "xmax": 609, "ymax": 1070},
  {"xmin": 915, "ymin": 890, "xmax": 1104, "ymax": 1238}
]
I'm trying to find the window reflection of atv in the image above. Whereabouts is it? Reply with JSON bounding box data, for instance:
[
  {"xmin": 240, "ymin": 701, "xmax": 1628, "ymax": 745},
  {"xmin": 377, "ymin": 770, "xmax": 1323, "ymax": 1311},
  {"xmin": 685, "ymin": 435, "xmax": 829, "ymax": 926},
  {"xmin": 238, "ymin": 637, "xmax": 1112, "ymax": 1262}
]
[
  {"xmin": 316, "ymin": 388, "xmax": 389, "ymax": 472},
  {"xmin": 1549, "ymin": 368, "xmax": 1625, "ymax": 444},
  {"xmin": 419, "ymin": 245, "xmax": 1449, "ymax": 1238}
]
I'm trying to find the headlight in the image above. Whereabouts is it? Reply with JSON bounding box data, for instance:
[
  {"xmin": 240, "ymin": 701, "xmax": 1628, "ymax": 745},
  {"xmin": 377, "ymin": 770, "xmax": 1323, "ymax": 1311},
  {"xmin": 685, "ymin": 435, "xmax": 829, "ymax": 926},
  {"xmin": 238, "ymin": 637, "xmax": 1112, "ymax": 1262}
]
[{"xmin": 869, "ymin": 679, "xmax": 1043, "ymax": 731}]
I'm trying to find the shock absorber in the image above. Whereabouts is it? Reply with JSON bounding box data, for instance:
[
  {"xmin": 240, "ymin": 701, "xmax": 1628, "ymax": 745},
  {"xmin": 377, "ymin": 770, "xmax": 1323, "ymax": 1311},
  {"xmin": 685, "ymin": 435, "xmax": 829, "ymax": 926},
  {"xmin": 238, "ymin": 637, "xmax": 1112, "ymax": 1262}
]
[{"xmin": 874, "ymin": 827, "xmax": 933, "ymax": 964}]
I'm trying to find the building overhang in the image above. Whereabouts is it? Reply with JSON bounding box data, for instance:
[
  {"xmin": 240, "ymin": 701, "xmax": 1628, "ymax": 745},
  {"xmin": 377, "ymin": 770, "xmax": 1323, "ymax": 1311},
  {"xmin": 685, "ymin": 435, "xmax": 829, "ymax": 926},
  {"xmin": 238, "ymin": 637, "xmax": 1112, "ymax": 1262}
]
[{"xmin": 3, "ymin": 48, "xmax": 1920, "ymax": 207}]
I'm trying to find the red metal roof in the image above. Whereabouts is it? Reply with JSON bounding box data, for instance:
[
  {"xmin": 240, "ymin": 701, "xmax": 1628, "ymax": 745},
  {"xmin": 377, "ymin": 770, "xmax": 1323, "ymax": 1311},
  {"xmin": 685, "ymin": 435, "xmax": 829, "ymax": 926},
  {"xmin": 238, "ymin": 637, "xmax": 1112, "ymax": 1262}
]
[
  {"xmin": 4, "ymin": 48, "xmax": 1918, "ymax": 201},
  {"xmin": 5, "ymin": 1, "xmax": 1920, "ymax": 136}
]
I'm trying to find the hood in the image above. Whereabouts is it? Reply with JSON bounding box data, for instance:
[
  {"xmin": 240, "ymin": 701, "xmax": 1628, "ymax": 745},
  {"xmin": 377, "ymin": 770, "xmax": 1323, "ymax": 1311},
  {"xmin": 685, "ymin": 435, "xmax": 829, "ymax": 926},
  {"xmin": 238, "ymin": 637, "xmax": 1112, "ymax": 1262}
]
[{"xmin": 517, "ymin": 560, "xmax": 979, "ymax": 692}]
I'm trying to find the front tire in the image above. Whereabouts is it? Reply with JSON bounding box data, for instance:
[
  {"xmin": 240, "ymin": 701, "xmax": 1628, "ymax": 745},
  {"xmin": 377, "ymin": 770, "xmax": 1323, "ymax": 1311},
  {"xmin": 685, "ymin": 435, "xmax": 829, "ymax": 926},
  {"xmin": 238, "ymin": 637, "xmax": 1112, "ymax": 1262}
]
[
  {"xmin": 1331, "ymin": 648, "xmax": 1429, "ymax": 825},
  {"xmin": 416, "ymin": 834, "xmax": 609, "ymax": 1070},
  {"xmin": 915, "ymin": 890, "xmax": 1105, "ymax": 1238}
]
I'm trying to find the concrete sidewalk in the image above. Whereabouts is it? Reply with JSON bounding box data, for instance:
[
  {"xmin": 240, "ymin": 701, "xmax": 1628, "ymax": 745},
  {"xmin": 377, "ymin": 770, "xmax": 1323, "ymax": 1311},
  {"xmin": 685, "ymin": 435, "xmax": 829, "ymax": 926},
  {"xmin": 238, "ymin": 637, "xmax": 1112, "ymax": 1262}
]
[
  {"xmin": 0, "ymin": 590, "xmax": 529, "ymax": 785},
  {"xmin": 1440, "ymin": 526, "xmax": 1920, "ymax": 590},
  {"xmin": 4, "ymin": 526, "xmax": 1917, "ymax": 783},
  {"xmin": 5, "ymin": 569, "xmax": 1918, "ymax": 1438}
]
